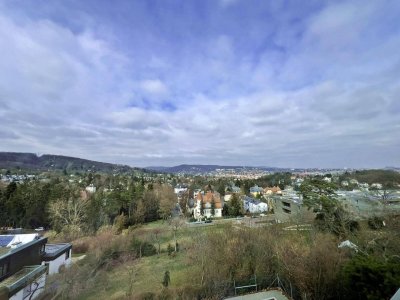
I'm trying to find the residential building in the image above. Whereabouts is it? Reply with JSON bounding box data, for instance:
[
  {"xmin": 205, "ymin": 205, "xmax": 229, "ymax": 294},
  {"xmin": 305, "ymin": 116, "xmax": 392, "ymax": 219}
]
[
  {"xmin": 174, "ymin": 184, "xmax": 187, "ymax": 194},
  {"xmin": 42, "ymin": 243, "xmax": 72, "ymax": 275},
  {"xmin": 323, "ymin": 177, "xmax": 332, "ymax": 183},
  {"xmin": 264, "ymin": 186, "xmax": 282, "ymax": 195},
  {"xmin": 371, "ymin": 183, "xmax": 383, "ymax": 189},
  {"xmin": 194, "ymin": 191, "xmax": 223, "ymax": 219},
  {"xmin": 349, "ymin": 179, "xmax": 359, "ymax": 185},
  {"xmin": 242, "ymin": 196, "xmax": 268, "ymax": 213},
  {"xmin": 274, "ymin": 195, "xmax": 314, "ymax": 223},
  {"xmin": 249, "ymin": 185, "xmax": 263, "ymax": 197},
  {"xmin": 0, "ymin": 234, "xmax": 72, "ymax": 300},
  {"xmin": 85, "ymin": 184, "xmax": 96, "ymax": 193},
  {"xmin": 224, "ymin": 193, "xmax": 233, "ymax": 202},
  {"xmin": 228, "ymin": 185, "xmax": 241, "ymax": 193}
]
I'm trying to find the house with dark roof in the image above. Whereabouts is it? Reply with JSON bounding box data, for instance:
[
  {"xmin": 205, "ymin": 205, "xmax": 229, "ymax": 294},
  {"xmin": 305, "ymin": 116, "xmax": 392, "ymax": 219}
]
[
  {"xmin": 249, "ymin": 185, "xmax": 263, "ymax": 197},
  {"xmin": 0, "ymin": 234, "xmax": 72, "ymax": 300}
]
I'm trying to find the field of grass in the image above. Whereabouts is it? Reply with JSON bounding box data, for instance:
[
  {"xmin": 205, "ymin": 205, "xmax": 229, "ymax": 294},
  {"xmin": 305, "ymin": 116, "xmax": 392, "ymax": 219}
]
[
  {"xmin": 81, "ymin": 251, "xmax": 192, "ymax": 300},
  {"xmin": 75, "ymin": 221, "xmax": 231, "ymax": 299}
]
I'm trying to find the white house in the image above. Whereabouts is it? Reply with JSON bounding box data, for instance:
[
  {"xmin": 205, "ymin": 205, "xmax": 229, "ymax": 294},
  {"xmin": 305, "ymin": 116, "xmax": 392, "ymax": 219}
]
[
  {"xmin": 85, "ymin": 184, "xmax": 96, "ymax": 193},
  {"xmin": 371, "ymin": 183, "xmax": 383, "ymax": 189},
  {"xmin": 174, "ymin": 185, "xmax": 188, "ymax": 194},
  {"xmin": 323, "ymin": 177, "xmax": 332, "ymax": 183},
  {"xmin": 224, "ymin": 194, "xmax": 232, "ymax": 202},
  {"xmin": 42, "ymin": 244, "xmax": 72, "ymax": 275},
  {"xmin": 349, "ymin": 179, "xmax": 359, "ymax": 185},
  {"xmin": 242, "ymin": 196, "xmax": 268, "ymax": 213},
  {"xmin": 193, "ymin": 191, "xmax": 223, "ymax": 219}
]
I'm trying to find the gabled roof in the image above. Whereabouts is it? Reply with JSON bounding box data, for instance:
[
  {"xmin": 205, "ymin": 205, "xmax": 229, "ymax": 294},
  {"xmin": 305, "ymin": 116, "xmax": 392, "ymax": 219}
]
[
  {"xmin": 250, "ymin": 185, "xmax": 263, "ymax": 193},
  {"xmin": 264, "ymin": 186, "xmax": 281, "ymax": 193},
  {"xmin": 197, "ymin": 191, "xmax": 222, "ymax": 208}
]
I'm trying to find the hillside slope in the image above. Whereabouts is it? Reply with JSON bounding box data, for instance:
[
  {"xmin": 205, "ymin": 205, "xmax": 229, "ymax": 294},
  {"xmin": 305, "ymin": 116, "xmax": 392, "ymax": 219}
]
[{"xmin": 0, "ymin": 152, "xmax": 142, "ymax": 173}]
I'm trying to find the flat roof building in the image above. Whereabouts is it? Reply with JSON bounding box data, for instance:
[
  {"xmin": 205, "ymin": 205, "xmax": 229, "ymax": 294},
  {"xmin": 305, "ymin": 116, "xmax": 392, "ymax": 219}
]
[{"xmin": 0, "ymin": 234, "xmax": 72, "ymax": 300}]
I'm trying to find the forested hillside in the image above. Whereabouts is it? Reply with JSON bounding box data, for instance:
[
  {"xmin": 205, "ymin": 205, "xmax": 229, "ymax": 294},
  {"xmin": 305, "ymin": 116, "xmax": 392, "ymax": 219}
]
[{"xmin": 0, "ymin": 152, "xmax": 143, "ymax": 174}]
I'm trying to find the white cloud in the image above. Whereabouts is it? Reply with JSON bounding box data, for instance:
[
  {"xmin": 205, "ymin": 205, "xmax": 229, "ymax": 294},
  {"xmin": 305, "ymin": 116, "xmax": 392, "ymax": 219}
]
[
  {"xmin": 139, "ymin": 79, "xmax": 169, "ymax": 96},
  {"xmin": 0, "ymin": 1, "xmax": 399, "ymax": 168}
]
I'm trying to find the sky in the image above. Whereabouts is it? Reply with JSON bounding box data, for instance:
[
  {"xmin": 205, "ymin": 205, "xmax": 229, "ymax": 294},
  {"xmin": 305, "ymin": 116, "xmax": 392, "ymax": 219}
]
[{"xmin": 0, "ymin": 0, "xmax": 399, "ymax": 168}]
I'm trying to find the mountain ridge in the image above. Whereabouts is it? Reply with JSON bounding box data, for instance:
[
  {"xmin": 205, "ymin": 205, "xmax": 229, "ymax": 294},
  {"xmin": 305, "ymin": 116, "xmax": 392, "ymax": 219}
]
[
  {"xmin": 0, "ymin": 152, "xmax": 144, "ymax": 174},
  {"xmin": 145, "ymin": 164, "xmax": 291, "ymax": 174}
]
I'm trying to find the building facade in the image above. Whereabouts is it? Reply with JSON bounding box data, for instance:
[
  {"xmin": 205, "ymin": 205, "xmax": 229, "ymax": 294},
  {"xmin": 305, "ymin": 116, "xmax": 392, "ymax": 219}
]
[
  {"xmin": 194, "ymin": 191, "xmax": 223, "ymax": 219},
  {"xmin": 0, "ymin": 234, "xmax": 72, "ymax": 300}
]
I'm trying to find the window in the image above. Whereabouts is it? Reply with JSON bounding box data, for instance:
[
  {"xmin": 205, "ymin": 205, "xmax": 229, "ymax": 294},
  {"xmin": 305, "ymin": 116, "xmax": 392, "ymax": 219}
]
[
  {"xmin": 45, "ymin": 262, "xmax": 50, "ymax": 275},
  {"xmin": 65, "ymin": 249, "xmax": 70, "ymax": 260},
  {"xmin": 0, "ymin": 262, "xmax": 9, "ymax": 278},
  {"xmin": 282, "ymin": 201, "xmax": 291, "ymax": 207}
]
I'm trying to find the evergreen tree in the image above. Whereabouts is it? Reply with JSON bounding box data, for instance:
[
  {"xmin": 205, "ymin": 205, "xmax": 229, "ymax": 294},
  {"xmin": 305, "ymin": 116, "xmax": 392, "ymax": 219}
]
[
  {"xmin": 229, "ymin": 193, "xmax": 243, "ymax": 216},
  {"xmin": 162, "ymin": 271, "xmax": 171, "ymax": 287},
  {"xmin": 200, "ymin": 199, "xmax": 204, "ymax": 217}
]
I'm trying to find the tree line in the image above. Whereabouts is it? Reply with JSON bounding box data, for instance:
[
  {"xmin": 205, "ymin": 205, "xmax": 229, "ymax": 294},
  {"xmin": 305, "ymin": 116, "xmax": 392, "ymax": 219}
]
[{"xmin": 0, "ymin": 175, "xmax": 177, "ymax": 237}]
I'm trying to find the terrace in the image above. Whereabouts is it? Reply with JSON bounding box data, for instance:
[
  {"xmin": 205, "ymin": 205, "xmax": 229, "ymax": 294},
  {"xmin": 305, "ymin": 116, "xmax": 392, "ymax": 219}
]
[{"xmin": 0, "ymin": 265, "xmax": 46, "ymax": 296}]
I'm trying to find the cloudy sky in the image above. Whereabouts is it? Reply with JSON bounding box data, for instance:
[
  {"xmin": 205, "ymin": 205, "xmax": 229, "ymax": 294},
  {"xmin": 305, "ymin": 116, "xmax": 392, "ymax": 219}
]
[{"xmin": 0, "ymin": 0, "xmax": 399, "ymax": 168}]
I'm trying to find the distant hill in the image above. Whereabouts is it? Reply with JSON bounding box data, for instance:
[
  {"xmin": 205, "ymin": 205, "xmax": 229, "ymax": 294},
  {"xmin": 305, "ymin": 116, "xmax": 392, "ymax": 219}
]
[
  {"xmin": 0, "ymin": 152, "xmax": 145, "ymax": 174},
  {"xmin": 146, "ymin": 164, "xmax": 290, "ymax": 174},
  {"xmin": 341, "ymin": 169, "xmax": 400, "ymax": 186}
]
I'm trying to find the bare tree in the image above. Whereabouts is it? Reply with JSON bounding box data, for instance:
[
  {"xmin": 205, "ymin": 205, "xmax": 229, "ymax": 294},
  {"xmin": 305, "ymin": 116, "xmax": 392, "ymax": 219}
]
[
  {"xmin": 169, "ymin": 217, "xmax": 185, "ymax": 252},
  {"xmin": 124, "ymin": 260, "xmax": 138, "ymax": 298},
  {"xmin": 157, "ymin": 185, "xmax": 177, "ymax": 220},
  {"xmin": 49, "ymin": 193, "xmax": 89, "ymax": 231}
]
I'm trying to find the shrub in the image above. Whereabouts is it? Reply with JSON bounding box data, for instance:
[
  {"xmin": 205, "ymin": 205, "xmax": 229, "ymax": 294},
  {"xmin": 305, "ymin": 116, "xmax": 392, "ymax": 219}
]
[
  {"xmin": 167, "ymin": 243, "xmax": 173, "ymax": 256},
  {"xmin": 342, "ymin": 255, "xmax": 400, "ymax": 300},
  {"xmin": 114, "ymin": 214, "xmax": 128, "ymax": 233},
  {"xmin": 72, "ymin": 237, "xmax": 90, "ymax": 254},
  {"xmin": 137, "ymin": 292, "xmax": 156, "ymax": 300},
  {"xmin": 59, "ymin": 225, "xmax": 84, "ymax": 241},
  {"xmin": 131, "ymin": 238, "xmax": 157, "ymax": 257},
  {"xmin": 368, "ymin": 216, "xmax": 384, "ymax": 230}
]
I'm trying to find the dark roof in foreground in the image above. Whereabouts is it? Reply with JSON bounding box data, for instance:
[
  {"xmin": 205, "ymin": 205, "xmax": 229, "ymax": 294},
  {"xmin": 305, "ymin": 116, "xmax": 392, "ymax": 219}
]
[
  {"xmin": 225, "ymin": 289, "xmax": 290, "ymax": 300},
  {"xmin": 43, "ymin": 243, "xmax": 72, "ymax": 260}
]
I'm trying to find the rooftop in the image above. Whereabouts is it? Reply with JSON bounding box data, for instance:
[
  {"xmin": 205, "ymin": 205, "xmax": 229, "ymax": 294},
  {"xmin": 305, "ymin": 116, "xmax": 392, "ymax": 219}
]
[
  {"xmin": 0, "ymin": 265, "xmax": 47, "ymax": 295},
  {"xmin": 243, "ymin": 196, "xmax": 262, "ymax": 205},
  {"xmin": 225, "ymin": 289, "xmax": 290, "ymax": 300},
  {"xmin": 0, "ymin": 234, "xmax": 47, "ymax": 260},
  {"xmin": 250, "ymin": 185, "xmax": 263, "ymax": 193},
  {"xmin": 43, "ymin": 243, "xmax": 72, "ymax": 259},
  {"xmin": 0, "ymin": 247, "xmax": 9, "ymax": 257}
]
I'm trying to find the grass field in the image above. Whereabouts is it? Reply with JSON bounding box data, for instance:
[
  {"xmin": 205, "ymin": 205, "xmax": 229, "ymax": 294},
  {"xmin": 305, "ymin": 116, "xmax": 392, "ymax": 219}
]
[
  {"xmin": 75, "ymin": 221, "xmax": 231, "ymax": 299},
  {"xmin": 81, "ymin": 251, "xmax": 192, "ymax": 299}
]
